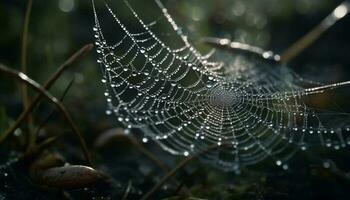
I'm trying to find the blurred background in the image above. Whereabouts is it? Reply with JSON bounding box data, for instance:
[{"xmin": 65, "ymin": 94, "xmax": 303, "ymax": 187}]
[
  {"xmin": 1, "ymin": 0, "xmax": 350, "ymax": 119},
  {"xmin": 1, "ymin": 0, "xmax": 350, "ymax": 199}
]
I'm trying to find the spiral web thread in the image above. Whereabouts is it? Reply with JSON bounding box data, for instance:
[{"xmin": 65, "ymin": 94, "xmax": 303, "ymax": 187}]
[{"xmin": 92, "ymin": 0, "xmax": 350, "ymax": 171}]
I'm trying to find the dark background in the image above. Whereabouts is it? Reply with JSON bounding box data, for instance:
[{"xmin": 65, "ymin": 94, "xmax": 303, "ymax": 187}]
[{"xmin": 1, "ymin": 0, "xmax": 350, "ymax": 199}]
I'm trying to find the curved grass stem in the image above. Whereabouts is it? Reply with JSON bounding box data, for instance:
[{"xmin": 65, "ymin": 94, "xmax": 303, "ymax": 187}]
[
  {"xmin": 141, "ymin": 144, "xmax": 225, "ymax": 200},
  {"xmin": 0, "ymin": 64, "xmax": 92, "ymax": 166},
  {"xmin": 20, "ymin": 0, "xmax": 33, "ymax": 113},
  {"xmin": 280, "ymin": 1, "xmax": 350, "ymax": 63},
  {"xmin": 21, "ymin": 0, "xmax": 34, "ymax": 147},
  {"xmin": 0, "ymin": 44, "xmax": 93, "ymax": 148},
  {"xmin": 34, "ymin": 78, "xmax": 75, "ymax": 140}
]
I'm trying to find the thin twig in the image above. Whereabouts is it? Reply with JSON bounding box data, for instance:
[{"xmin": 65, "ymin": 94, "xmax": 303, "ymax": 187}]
[
  {"xmin": 280, "ymin": 1, "xmax": 350, "ymax": 63},
  {"xmin": 0, "ymin": 44, "xmax": 93, "ymax": 146},
  {"xmin": 141, "ymin": 144, "xmax": 225, "ymax": 200},
  {"xmin": 34, "ymin": 78, "xmax": 76, "ymax": 138},
  {"xmin": 0, "ymin": 64, "xmax": 92, "ymax": 166}
]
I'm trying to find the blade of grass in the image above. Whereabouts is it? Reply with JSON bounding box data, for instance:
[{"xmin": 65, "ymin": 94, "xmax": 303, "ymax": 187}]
[
  {"xmin": 141, "ymin": 143, "xmax": 227, "ymax": 200},
  {"xmin": 34, "ymin": 78, "xmax": 76, "ymax": 139},
  {"xmin": 96, "ymin": 131, "xmax": 184, "ymax": 188},
  {"xmin": 0, "ymin": 44, "xmax": 93, "ymax": 146},
  {"xmin": 21, "ymin": 136, "xmax": 60, "ymax": 164},
  {"xmin": 280, "ymin": 1, "xmax": 350, "ymax": 63},
  {"xmin": 201, "ymin": 37, "xmax": 281, "ymax": 62},
  {"xmin": 26, "ymin": 44, "xmax": 93, "ymax": 151},
  {"xmin": 0, "ymin": 63, "xmax": 92, "ymax": 166},
  {"xmin": 121, "ymin": 180, "xmax": 132, "ymax": 200},
  {"xmin": 127, "ymin": 135, "xmax": 190, "ymax": 195},
  {"xmin": 20, "ymin": 0, "xmax": 33, "ymax": 127}
]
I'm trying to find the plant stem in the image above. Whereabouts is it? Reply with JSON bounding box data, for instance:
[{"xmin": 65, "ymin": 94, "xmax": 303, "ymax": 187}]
[
  {"xmin": 0, "ymin": 44, "xmax": 93, "ymax": 146},
  {"xmin": 21, "ymin": 0, "xmax": 34, "ymax": 144},
  {"xmin": 280, "ymin": 1, "xmax": 350, "ymax": 63},
  {"xmin": 121, "ymin": 180, "xmax": 132, "ymax": 200},
  {"xmin": 127, "ymin": 135, "xmax": 191, "ymax": 195},
  {"xmin": 141, "ymin": 144, "xmax": 224, "ymax": 200},
  {"xmin": 34, "ymin": 78, "xmax": 75, "ymax": 139},
  {"xmin": 0, "ymin": 64, "xmax": 92, "ymax": 166}
]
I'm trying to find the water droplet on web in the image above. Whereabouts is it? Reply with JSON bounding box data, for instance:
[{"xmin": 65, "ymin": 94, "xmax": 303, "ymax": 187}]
[
  {"xmin": 323, "ymin": 160, "xmax": 331, "ymax": 168},
  {"xmin": 184, "ymin": 151, "xmax": 189, "ymax": 157},
  {"xmin": 276, "ymin": 160, "xmax": 282, "ymax": 166},
  {"xmin": 333, "ymin": 141, "xmax": 340, "ymax": 150},
  {"xmin": 142, "ymin": 137, "xmax": 148, "ymax": 143},
  {"xmin": 300, "ymin": 143, "xmax": 307, "ymax": 151},
  {"xmin": 14, "ymin": 128, "xmax": 22, "ymax": 136},
  {"xmin": 176, "ymin": 28, "xmax": 183, "ymax": 35},
  {"xmin": 124, "ymin": 129, "xmax": 130, "ymax": 135},
  {"xmin": 346, "ymin": 137, "xmax": 350, "ymax": 145}
]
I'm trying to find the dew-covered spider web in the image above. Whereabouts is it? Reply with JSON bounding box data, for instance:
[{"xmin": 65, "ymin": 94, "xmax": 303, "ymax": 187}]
[{"xmin": 92, "ymin": 0, "xmax": 350, "ymax": 171}]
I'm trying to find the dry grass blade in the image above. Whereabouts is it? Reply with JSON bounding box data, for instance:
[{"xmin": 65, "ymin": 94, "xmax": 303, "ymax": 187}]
[
  {"xmin": 0, "ymin": 64, "xmax": 92, "ymax": 166},
  {"xmin": 34, "ymin": 78, "xmax": 76, "ymax": 138},
  {"xmin": 141, "ymin": 144, "xmax": 227, "ymax": 200},
  {"xmin": 280, "ymin": 1, "xmax": 349, "ymax": 63},
  {"xmin": 121, "ymin": 180, "xmax": 133, "ymax": 200},
  {"xmin": 20, "ymin": 0, "xmax": 33, "ymax": 120},
  {"xmin": 94, "ymin": 129, "xmax": 191, "ymax": 195},
  {"xmin": 201, "ymin": 37, "xmax": 280, "ymax": 62},
  {"xmin": 0, "ymin": 44, "xmax": 93, "ymax": 147}
]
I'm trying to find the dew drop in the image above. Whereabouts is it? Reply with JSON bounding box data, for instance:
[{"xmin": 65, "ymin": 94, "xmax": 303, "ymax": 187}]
[
  {"xmin": 142, "ymin": 137, "xmax": 149, "ymax": 143},
  {"xmin": 184, "ymin": 151, "xmax": 189, "ymax": 157},
  {"xmin": 276, "ymin": 160, "xmax": 282, "ymax": 166}
]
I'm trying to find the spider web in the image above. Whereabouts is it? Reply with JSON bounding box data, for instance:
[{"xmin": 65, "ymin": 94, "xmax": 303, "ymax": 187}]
[{"xmin": 92, "ymin": 0, "xmax": 350, "ymax": 171}]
